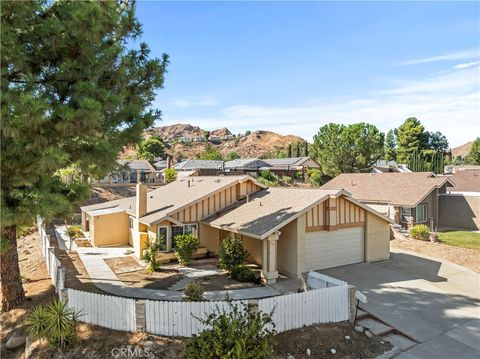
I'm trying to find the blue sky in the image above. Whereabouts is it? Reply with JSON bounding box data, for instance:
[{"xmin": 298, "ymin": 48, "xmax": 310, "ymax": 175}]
[{"xmin": 133, "ymin": 1, "xmax": 480, "ymax": 147}]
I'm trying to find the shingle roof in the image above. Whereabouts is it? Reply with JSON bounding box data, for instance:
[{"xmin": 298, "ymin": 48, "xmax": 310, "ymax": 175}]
[
  {"xmin": 224, "ymin": 158, "xmax": 270, "ymax": 169},
  {"xmin": 81, "ymin": 176, "xmax": 261, "ymax": 225},
  {"xmin": 263, "ymin": 157, "xmax": 309, "ymax": 166},
  {"xmin": 204, "ymin": 187, "xmax": 341, "ymax": 238},
  {"xmin": 321, "ymin": 172, "xmax": 453, "ymax": 207},
  {"xmin": 117, "ymin": 159, "xmax": 156, "ymax": 172},
  {"xmin": 174, "ymin": 159, "xmax": 224, "ymax": 170},
  {"xmin": 445, "ymin": 170, "xmax": 480, "ymax": 192}
]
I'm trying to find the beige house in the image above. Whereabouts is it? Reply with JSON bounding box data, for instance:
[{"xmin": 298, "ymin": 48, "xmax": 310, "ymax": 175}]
[{"xmin": 81, "ymin": 175, "xmax": 393, "ymax": 284}]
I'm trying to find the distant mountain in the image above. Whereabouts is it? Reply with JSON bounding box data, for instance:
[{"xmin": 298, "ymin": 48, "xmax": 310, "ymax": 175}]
[
  {"xmin": 452, "ymin": 141, "xmax": 473, "ymax": 158},
  {"xmin": 130, "ymin": 124, "xmax": 304, "ymax": 160}
]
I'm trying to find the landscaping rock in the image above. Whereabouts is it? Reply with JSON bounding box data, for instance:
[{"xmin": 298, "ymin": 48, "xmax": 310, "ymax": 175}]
[
  {"xmin": 354, "ymin": 325, "xmax": 364, "ymax": 333},
  {"xmin": 345, "ymin": 335, "xmax": 351, "ymax": 340},
  {"xmin": 365, "ymin": 330, "xmax": 373, "ymax": 338},
  {"xmin": 306, "ymin": 348, "xmax": 311, "ymax": 356},
  {"xmin": 6, "ymin": 333, "xmax": 27, "ymax": 349},
  {"xmin": 143, "ymin": 341, "xmax": 154, "ymax": 348},
  {"xmin": 330, "ymin": 348, "xmax": 337, "ymax": 354},
  {"xmin": 286, "ymin": 353, "xmax": 295, "ymax": 359}
]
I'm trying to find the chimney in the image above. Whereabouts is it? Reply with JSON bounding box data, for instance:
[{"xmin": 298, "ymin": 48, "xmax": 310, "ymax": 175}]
[
  {"xmin": 167, "ymin": 156, "xmax": 172, "ymax": 169},
  {"xmin": 136, "ymin": 183, "xmax": 147, "ymax": 218}
]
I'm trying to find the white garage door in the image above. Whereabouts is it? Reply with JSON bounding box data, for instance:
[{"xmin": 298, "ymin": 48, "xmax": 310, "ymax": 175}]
[{"xmin": 305, "ymin": 227, "xmax": 364, "ymax": 271}]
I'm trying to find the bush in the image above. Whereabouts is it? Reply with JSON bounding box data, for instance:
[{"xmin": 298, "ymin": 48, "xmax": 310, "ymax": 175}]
[
  {"xmin": 184, "ymin": 302, "xmax": 276, "ymax": 359},
  {"xmin": 66, "ymin": 225, "xmax": 84, "ymax": 239},
  {"xmin": 26, "ymin": 299, "xmax": 79, "ymax": 350},
  {"xmin": 143, "ymin": 234, "xmax": 164, "ymax": 272},
  {"xmin": 183, "ymin": 282, "xmax": 205, "ymax": 302},
  {"xmin": 218, "ymin": 234, "xmax": 249, "ymax": 271},
  {"xmin": 164, "ymin": 168, "xmax": 177, "ymax": 183},
  {"xmin": 409, "ymin": 224, "xmax": 430, "ymax": 241},
  {"xmin": 175, "ymin": 234, "xmax": 199, "ymax": 266},
  {"xmin": 307, "ymin": 168, "xmax": 323, "ymax": 186},
  {"xmin": 230, "ymin": 265, "xmax": 256, "ymax": 282}
]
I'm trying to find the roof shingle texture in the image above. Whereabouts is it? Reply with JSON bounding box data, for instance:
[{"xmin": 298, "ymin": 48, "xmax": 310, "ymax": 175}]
[
  {"xmin": 321, "ymin": 172, "xmax": 450, "ymax": 207},
  {"xmin": 204, "ymin": 187, "xmax": 341, "ymax": 238},
  {"xmin": 446, "ymin": 170, "xmax": 480, "ymax": 192}
]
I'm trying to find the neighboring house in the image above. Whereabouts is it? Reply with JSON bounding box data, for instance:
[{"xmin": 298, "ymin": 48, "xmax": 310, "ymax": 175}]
[
  {"xmin": 444, "ymin": 164, "xmax": 480, "ymax": 175},
  {"xmin": 80, "ymin": 175, "xmax": 392, "ymax": 284},
  {"xmin": 171, "ymin": 159, "xmax": 224, "ymax": 175},
  {"xmin": 371, "ymin": 160, "xmax": 411, "ymax": 173},
  {"xmin": 321, "ymin": 172, "xmax": 454, "ymax": 229},
  {"xmin": 98, "ymin": 160, "xmax": 158, "ymax": 184},
  {"xmin": 209, "ymin": 135, "xmax": 222, "ymax": 142},
  {"xmin": 224, "ymin": 158, "xmax": 271, "ymax": 173},
  {"xmin": 153, "ymin": 160, "xmax": 168, "ymax": 171},
  {"xmin": 222, "ymin": 134, "xmax": 234, "ymax": 141},
  {"xmin": 192, "ymin": 136, "xmax": 206, "ymax": 142},
  {"xmin": 263, "ymin": 157, "xmax": 320, "ymax": 176},
  {"xmin": 444, "ymin": 169, "xmax": 480, "ymax": 194}
]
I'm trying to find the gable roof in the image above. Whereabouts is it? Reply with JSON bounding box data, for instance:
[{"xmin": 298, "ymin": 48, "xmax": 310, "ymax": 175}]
[
  {"xmin": 263, "ymin": 157, "xmax": 320, "ymax": 168},
  {"xmin": 117, "ymin": 159, "xmax": 156, "ymax": 173},
  {"xmin": 203, "ymin": 187, "xmax": 393, "ymax": 239},
  {"xmin": 174, "ymin": 159, "xmax": 224, "ymax": 171},
  {"xmin": 81, "ymin": 176, "xmax": 265, "ymax": 226},
  {"xmin": 224, "ymin": 158, "xmax": 270, "ymax": 169},
  {"xmin": 321, "ymin": 172, "xmax": 454, "ymax": 207}
]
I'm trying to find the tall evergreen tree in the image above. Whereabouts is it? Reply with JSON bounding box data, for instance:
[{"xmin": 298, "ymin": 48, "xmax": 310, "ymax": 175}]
[
  {"xmin": 287, "ymin": 143, "xmax": 292, "ymax": 157},
  {"xmin": 395, "ymin": 117, "xmax": 429, "ymax": 164},
  {"xmin": 1, "ymin": 1, "xmax": 168, "ymax": 311},
  {"xmin": 304, "ymin": 140, "xmax": 309, "ymax": 157},
  {"xmin": 384, "ymin": 129, "xmax": 397, "ymax": 161},
  {"xmin": 294, "ymin": 142, "xmax": 301, "ymax": 157},
  {"xmin": 466, "ymin": 137, "xmax": 480, "ymax": 164}
]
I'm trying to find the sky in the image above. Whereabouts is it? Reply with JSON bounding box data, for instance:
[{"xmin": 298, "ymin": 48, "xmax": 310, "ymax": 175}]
[{"xmin": 132, "ymin": 1, "xmax": 480, "ymax": 147}]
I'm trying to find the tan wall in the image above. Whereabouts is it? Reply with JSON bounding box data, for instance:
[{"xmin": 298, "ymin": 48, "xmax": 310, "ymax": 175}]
[
  {"xmin": 277, "ymin": 219, "xmax": 299, "ymax": 276},
  {"xmin": 364, "ymin": 212, "xmax": 390, "ymax": 262},
  {"xmin": 91, "ymin": 212, "xmax": 129, "ymax": 247},
  {"xmin": 243, "ymin": 235, "xmax": 263, "ymax": 265},
  {"xmin": 199, "ymin": 224, "xmax": 220, "ymax": 253},
  {"xmin": 439, "ymin": 194, "xmax": 480, "ymax": 230}
]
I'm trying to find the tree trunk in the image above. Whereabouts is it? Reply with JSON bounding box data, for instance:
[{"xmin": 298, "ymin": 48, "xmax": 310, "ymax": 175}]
[{"xmin": 1, "ymin": 225, "xmax": 25, "ymax": 311}]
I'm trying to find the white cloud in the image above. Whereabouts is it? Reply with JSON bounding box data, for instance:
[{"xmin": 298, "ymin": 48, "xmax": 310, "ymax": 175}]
[
  {"xmin": 453, "ymin": 61, "xmax": 479, "ymax": 69},
  {"xmin": 399, "ymin": 49, "xmax": 479, "ymax": 65},
  {"xmin": 172, "ymin": 97, "xmax": 218, "ymax": 108},
  {"xmin": 160, "ymin": 66, "xmax": 480, "ymax": 147}
]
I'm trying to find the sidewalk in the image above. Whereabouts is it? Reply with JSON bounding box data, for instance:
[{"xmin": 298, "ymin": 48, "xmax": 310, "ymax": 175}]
[{"xmin": 55, "ymin": 227, "xmax": 288, "ymax": 301}]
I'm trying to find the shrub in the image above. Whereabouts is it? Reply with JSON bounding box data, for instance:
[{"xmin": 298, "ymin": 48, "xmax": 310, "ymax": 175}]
[
  {"xmin": 218, "ymin": 234, "xmax": 248, "ymax": 271},
  {"xmin": 183, "ymin": 282, "xmax": 205, "ymax": 302},
  {"xmin": 184, "ymin": 302, "xmax": 276, "ymax": 359},
  {"xmin": 230, "ymin": 265, "xmax": 256, "ymax": 282},
  {"xmin": 307, "ymin": 168, "xmax": 323, "ymax": 186},
  {"xmin": 164, "ymin": 168, "xmax": 177, "ymax": 183},
  {"xmin": 66, "ymin": 225, "xmax": 83, "ymax": 239},
  {"xmin": 26, "ymin": 299, "xmax": 79, "ymax": 350},
  {"xmin": 175, "ymin": 234, "xmax": 199, "ymax": 266},
  {"xmin": 409, "ymin": 224, "xmax": 430, "ymax": 241},
  {"xmin": 143, "ymin": 234, "xmax": 164, "ymax": 272}
]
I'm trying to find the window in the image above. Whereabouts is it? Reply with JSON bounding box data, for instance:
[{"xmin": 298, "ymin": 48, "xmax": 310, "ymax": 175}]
[
  {"xmin": 415, "ymin": 204, "xmax": 427, "ymax": 223},
  {"xmin": 171, "ymin": 224, "xmax": 198, "ymax": 248},
  {"xmin": 401, "ymin": 208, "xmax": 412, "ymax": 223},
  {"xmin": 129, "ymin": 216, "xmax": 134, "ymax": 229},
  {"xmin": 156, "ymin": 226, "xmax": 168, "ymax": 252}
]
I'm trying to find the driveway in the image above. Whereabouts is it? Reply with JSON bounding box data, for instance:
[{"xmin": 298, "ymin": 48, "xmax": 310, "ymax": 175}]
[{"xmin": 320, "ymin": 248, "xmax": 480, "ymax": 359}]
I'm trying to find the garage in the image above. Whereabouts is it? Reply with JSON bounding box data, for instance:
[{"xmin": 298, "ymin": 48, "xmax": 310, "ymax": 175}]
[{"xmin": 305, "ymin": 227, "xmax": 365, "ymax": 271}]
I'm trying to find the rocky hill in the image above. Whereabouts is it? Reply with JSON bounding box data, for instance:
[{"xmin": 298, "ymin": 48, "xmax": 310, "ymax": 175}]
[
  {"xmin": 123, "ymin": 124, "xmax": 304, "ymax": 160},
  {"xmin": 452, "ymin": 141, "xmax": 473, "ymax": 158}
]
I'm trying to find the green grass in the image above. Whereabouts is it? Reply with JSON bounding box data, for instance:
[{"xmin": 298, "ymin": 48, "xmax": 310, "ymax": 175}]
[{"xmin": 437, "ymin": 231, "xmax": 480, "ymax": 250}]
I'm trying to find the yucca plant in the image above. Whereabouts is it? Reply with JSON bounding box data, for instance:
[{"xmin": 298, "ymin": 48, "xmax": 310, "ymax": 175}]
[{"xmin": 26, "ymin": 299, "xmax": 80, "ymax": 350}]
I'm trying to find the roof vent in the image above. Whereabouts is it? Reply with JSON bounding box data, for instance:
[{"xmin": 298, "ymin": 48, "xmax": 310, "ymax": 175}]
[{"xmin": 188, "ymin": 180, "xmax": 191, "ymax": 187}]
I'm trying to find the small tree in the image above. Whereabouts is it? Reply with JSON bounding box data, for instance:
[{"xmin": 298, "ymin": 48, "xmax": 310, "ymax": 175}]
[
  {"xmin": 143, "ymin": 234, "xmax": 164, "ymax": 272},
  {"xmin": 183, "ymin": 282, "xmax": 205, "ymax": 302},
  {"xmin": 466, "ymin": 137, "xmax": 480, "ymax": 164},
  {"xmin": 218, "ymin": 234, "xmax": 249, "ymax": 271},
  {"xmin": 27, "ymin": 299, "xmax": 80, "ymax": 350},
  {"xmin": 184, "ymin": 303, "xmax": 276, "ymax": 359},
  {"xmin": 175, "ymin": 234, "xmax": 200, "ymax": 266},
  {"xmin": 138, "ymin": 137, "xmax": 165, "ymax": 161},
  {"xmin": 204, "ymin": 130, "xmax": 211, "ymax": 142},
  {"xmin": 164, "ymin": 168, "xmax": 177, "ymax": 183},
  {"xmin": 226, "ymin": 151, "xmax": 240, "ymax": 161}
]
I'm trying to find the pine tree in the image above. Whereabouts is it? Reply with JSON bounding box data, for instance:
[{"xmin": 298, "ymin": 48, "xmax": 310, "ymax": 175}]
[
  {"xmin": 294, "ymin": 142, "xmax": 301, "ymax": 157},
  {"xmin": 384, "ymin": 129, "xmax": 397, "ymax": 161},
  {"xmin": 287, "ymin": 143, "xmax": 292, "ymax": 157},
  {"xmin": 1, "ymin": 1, "xmax": 168, "ymax": 311},
  {"xmin": 304, "ymin": 141, "xmax": 309, "ymax": 157},
  {"xmin": 396, "ymin": 117, "xmax": 429, "ymax": 164}
]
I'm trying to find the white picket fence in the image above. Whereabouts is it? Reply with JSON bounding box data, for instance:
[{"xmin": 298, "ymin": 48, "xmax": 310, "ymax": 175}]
[
  {"xmin": 307, "ymin": 270, "xmax": 348, "ymax": 289},
  {"xmin": 67, "ymin": 289, "xmax": 137, "ymax": 332},
  {"xmin": 258, "ymin": 284, "xmax": 349, "ymax": 333},
  {"xmin": 37, "ymin": 216, "xmax": 64, "ymax": 293},
  {"xmin": 145, "ymin": 299, "xmax": 249, "ymax": 337}
]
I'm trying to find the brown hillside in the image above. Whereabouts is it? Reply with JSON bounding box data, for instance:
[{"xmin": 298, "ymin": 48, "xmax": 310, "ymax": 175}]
[{"xmin": 452, "ymin": 141, "xmax": 473, "ymax": 158}]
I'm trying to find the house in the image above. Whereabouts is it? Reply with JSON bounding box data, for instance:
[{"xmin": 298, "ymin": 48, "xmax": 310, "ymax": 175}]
[
  {"xmin": 444, "ymin": 164, "xmax": 480, "ymax": 175},
  {"xmin": 172, "ymin": 159, "xmax": 224, "ymax": 175},
  {"xmin": 192, "ymin": 136, "xmax": 206, "ymax": 142},
  {"xmin": 153, "ymin": 160, "xmax": 168, "ymax": 171},
  {"xmin": 371, "ymin": 160, "xmax": 411, "ymax": 173},
  {"xmin": 99, "ymin": 160, "xmax": 158, "ymax": 184},
  {"xmin": 263, "ymin": 157, "xmax": 320, "ymax": 176},
  {"xmin": 80, "ymin": 175, "xmax": 393, "ymax": 284},
  {"xmin": 321, "ymin": 172, "xmax": 454, "ymax": 229},
  {"xmin": 222, "ymin": 134, "xmax": 234, "ymax": 141},
  {"xmin": 224, "ymin": 158, "xmax": 271, "ymax": 173},
  {"xmin": 209, "ymin": 135, "xmax": 222, "ymax": 143},
  {"xmin": 444, "ymin": 169, "xmax": 480, "ymax": 194}
]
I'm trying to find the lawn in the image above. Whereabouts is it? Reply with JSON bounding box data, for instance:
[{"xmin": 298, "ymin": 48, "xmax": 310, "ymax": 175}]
[{"xmin": 437, "ymin": 231, "xmax": 480, "ymax": 250}]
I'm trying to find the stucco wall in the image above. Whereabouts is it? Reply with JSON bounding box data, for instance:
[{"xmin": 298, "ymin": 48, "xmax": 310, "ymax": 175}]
[
  {"xmin": 439, "ymin": 194, "xmax": 480, "ymax": 230},
  {"xmin": 243, "ymin": 235, "xmax": 263, "ymax": 265},
  {"xmin": 91, "ymin": 212, "xmax": 129, "ymax": 247},
  {"xmin": 364, "ymin": 212, "xmax": 390, "ymax": 262},
  {"xmin": 277, "ymin": 219, "xmax": 298, "ymax": 276},
  {"xmin": 199, "ymin": 224, "xmax": 220, "ymax": 253}
]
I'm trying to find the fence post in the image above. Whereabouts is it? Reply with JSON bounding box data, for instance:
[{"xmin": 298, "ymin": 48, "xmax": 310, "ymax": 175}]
[
  {"xmin": 59, "ymin": 288, "xmax": 68, "ymax": 303},
  {"xmin": 56, "ymin": 266, "xmax": 65, "ymax": 295},
  {"xmin": 348, "ymin": 285, "xmax": 357, "ymax": 323},
  {"xmin": 135, "ymin": 300, "xmax": 145, "ymax": 332}
]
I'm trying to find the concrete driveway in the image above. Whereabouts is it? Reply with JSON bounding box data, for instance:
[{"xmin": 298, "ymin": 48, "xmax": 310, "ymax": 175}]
[{"xmin": 321, "ymin": 248, "xmax": 480, "ymax": 359}]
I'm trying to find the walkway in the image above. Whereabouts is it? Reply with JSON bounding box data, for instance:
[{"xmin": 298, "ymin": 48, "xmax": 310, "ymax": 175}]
[{"xmin": 55, "ymin": 227, "xmax": 295, "ymax": 301}]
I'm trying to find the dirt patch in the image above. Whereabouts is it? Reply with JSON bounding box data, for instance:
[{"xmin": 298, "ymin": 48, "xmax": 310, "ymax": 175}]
[
  {"xmin": 391, "ymin": 236, "xmax": 480, "ymax": 273},
  {"xmin": 274, "ymin": 322, "xmax": 392, "ymax": 358},
  {"xmin": 74, "ymin": 239, "xmax": 92, "ymax": 247},
  {"xmin": 117, "ymin": 268, "xmax": 185, "ymax": 290},
  {"xmin": 104, "ymin": 256, "xmax": 144, "ymax": 274}
]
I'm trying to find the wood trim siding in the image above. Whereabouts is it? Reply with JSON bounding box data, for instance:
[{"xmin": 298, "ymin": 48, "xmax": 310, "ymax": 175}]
[{"xmin": 306, "ymin": 196, "xmax": 366, "ymax": 231}]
